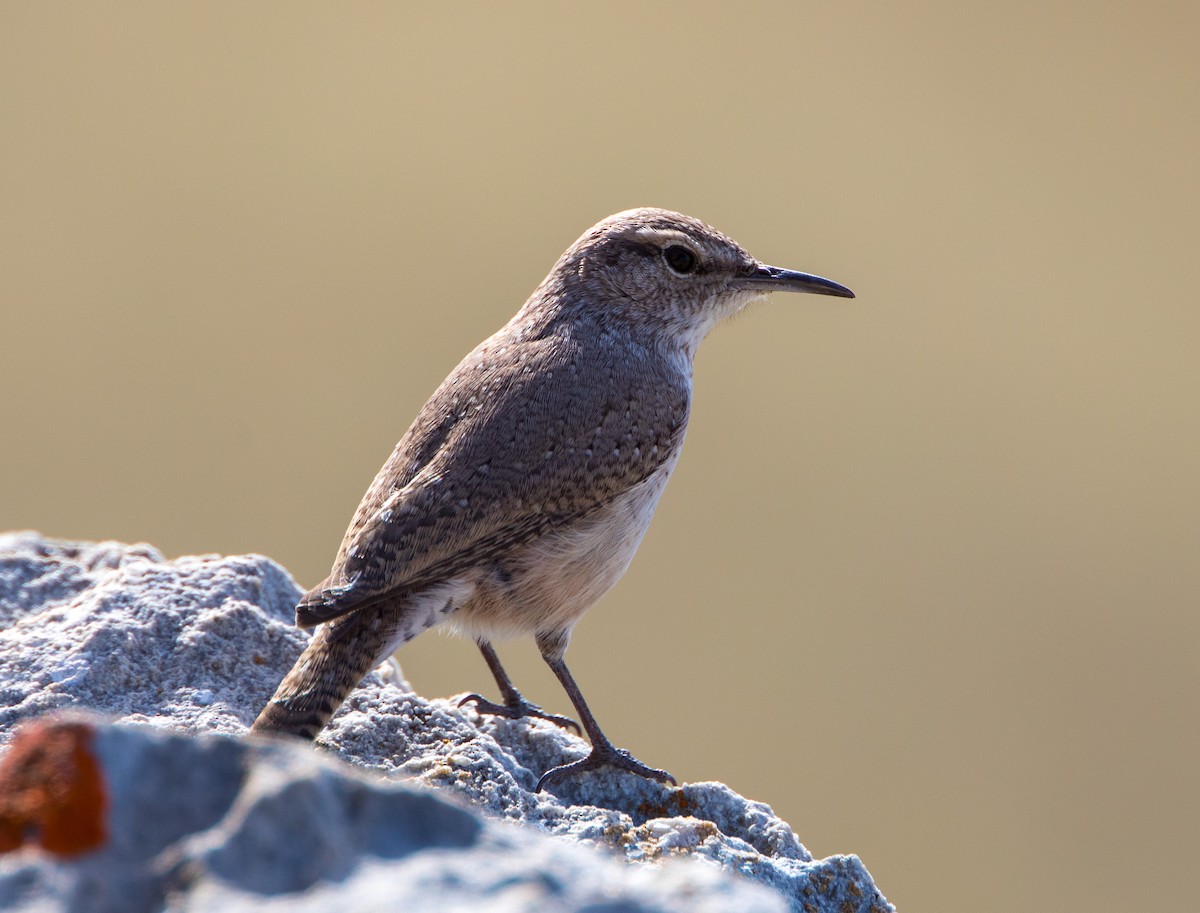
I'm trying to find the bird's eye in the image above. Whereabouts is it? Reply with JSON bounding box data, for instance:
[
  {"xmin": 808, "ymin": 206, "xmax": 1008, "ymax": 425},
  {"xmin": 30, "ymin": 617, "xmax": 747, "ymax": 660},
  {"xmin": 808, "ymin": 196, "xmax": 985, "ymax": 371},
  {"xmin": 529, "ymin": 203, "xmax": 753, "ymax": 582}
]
[{"xmin": 663, "ymin": 245, "xmax": 698, "ymax": 275}]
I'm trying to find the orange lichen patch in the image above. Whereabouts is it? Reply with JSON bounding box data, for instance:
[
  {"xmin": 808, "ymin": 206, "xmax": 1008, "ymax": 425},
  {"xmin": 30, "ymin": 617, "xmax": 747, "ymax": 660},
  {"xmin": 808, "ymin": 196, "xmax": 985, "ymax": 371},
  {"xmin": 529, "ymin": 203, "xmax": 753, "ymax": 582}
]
[
  {"xmin": 635, "ymin": 789, "xmax": 696, "ymax": 821},
  {"xmin": 0, "ymin": 719, "xmax": 108, "ymax": 857}
]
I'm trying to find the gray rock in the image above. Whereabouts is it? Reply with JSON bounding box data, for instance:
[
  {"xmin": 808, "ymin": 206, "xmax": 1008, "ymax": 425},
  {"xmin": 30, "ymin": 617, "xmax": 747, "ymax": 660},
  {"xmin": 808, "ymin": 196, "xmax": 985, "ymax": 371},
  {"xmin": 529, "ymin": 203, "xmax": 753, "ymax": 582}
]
[{"xmin": 0, "ymin": 533, "xmax": 893, "ymax": 912}]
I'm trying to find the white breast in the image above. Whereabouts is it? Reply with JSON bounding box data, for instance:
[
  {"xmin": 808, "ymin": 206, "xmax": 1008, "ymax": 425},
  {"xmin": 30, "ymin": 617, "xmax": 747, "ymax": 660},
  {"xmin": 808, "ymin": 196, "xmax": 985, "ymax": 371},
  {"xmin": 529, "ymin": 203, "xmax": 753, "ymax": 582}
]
[{"xmin": 448, "ymin": 453, "xmax": 681, "ymax": 643}]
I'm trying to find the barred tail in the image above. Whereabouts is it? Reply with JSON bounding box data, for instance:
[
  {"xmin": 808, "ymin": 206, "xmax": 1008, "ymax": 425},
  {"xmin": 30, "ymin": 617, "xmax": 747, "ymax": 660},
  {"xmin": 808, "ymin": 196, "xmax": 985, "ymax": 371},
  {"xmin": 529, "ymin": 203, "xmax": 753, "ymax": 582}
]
[{"xmin": 250, "ymin": 611, "xmax": 392, "ymax": 740}]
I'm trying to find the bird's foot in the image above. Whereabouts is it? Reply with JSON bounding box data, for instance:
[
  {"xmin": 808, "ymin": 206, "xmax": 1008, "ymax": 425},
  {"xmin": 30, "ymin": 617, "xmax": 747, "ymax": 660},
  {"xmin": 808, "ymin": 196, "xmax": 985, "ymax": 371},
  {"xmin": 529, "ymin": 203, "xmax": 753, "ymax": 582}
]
[
  {"xmin": 536, "ymin": 743, "xmax": 676, "ymax": 793},
  {"xmin": 458, "ymin": 692, "xmax": 581, "ymax": 735}
]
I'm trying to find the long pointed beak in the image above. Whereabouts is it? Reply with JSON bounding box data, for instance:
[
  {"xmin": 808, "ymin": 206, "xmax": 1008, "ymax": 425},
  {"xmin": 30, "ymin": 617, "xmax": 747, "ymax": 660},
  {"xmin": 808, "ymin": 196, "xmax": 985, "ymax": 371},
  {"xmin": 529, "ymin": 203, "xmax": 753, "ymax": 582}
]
[{"xmin": 739, "ymin": 264, "xmax": 855, "ymax": 298}]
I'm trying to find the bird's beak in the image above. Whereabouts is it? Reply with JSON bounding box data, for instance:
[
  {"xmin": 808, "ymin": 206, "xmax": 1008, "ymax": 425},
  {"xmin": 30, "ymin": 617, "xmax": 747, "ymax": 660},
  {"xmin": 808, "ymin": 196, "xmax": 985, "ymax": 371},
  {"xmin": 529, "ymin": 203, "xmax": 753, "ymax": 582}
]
[{"xmin": 740, "ymin": 264, "xmax": 855, "ymax": 298}]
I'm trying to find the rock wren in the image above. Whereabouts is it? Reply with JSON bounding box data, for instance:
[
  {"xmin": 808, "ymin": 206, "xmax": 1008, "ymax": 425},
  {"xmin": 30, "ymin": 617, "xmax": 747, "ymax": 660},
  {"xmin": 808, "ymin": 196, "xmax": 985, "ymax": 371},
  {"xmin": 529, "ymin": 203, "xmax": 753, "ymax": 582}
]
[{"xmin": 251, "ymin": 208, "xmax": 853, "ymax": 791}]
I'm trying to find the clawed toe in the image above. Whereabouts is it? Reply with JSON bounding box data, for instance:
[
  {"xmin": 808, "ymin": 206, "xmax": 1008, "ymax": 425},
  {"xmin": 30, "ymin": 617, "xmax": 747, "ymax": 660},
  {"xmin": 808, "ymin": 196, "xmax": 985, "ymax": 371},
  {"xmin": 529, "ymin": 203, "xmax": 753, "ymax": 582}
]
[
  {"xmin": 458, "ymin": 692, "xmax": 504, "ymax": 714},
  {"xmin": 459, "ymin": 693, "xmax": 581, "ymax": 735},
  {"xmin": 536, "ymin": 745, "xmax": 676, "ymax": 793}
]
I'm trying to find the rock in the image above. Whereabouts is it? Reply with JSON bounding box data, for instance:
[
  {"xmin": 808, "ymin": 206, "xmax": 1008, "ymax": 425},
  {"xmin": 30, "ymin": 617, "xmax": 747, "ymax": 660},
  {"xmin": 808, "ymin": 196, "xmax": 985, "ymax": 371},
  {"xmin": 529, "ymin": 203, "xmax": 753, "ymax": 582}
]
[{"xmin": 0, "ymin": 532, "xmax": 893, "ymax": 912}]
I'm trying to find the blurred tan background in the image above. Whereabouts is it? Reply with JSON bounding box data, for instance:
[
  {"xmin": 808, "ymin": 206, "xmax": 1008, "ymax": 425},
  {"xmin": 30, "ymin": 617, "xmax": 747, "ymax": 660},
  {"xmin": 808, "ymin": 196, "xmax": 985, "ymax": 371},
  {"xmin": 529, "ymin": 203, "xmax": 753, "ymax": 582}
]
[{"xmin": 2, "ymin": 3, "xmax": 1197, "ymax": 910}]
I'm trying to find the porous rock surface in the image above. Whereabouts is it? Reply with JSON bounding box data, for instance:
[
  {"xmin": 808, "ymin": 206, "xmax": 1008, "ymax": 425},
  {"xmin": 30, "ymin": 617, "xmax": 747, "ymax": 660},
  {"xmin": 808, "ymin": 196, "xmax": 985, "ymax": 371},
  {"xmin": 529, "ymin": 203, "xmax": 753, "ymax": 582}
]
[{"xmin": 0, "ymin": 532, "xmax": 893, "ymax": 912}]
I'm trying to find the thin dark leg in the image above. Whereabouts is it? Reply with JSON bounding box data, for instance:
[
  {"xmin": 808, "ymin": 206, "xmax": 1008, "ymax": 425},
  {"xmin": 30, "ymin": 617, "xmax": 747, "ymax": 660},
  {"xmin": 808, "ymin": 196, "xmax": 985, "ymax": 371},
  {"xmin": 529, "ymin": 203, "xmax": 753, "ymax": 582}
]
[
  {"xmin": 458, "ymin": 639, "xmax": 580, "ymax": 734},
  {"xmin": 535, "ymin": 649, "xmax": 676, "ymax": 793}
]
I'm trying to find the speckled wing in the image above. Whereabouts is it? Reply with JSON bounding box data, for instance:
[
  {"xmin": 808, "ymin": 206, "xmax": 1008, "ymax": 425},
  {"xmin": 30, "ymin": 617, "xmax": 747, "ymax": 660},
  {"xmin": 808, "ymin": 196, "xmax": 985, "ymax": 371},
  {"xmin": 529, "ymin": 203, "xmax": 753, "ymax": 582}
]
[{"xmin": 295, "ymin": 322, "xmax": 690, "ymax": 628}]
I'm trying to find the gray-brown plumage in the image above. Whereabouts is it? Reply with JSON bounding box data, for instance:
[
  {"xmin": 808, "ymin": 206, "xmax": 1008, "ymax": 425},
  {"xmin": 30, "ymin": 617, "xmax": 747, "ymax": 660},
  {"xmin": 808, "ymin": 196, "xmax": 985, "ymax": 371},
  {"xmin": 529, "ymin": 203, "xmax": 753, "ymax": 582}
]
[{"xmin": 250, "ymin": 208, "xmax": 853, "ymax": 790}]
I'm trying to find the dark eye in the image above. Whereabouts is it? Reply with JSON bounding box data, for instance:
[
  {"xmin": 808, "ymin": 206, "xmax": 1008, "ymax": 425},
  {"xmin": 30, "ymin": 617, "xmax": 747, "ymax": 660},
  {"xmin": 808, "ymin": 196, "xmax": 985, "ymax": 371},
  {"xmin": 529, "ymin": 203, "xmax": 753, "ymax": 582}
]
[{"xmin": 663, "ymin": 245, "xmax": 697, "ymax": 275}]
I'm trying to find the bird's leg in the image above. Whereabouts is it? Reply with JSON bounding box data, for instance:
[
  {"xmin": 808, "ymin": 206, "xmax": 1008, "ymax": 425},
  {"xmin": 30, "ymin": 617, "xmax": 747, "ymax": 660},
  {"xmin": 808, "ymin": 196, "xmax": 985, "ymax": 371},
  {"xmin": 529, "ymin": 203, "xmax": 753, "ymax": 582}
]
[
  {"xmin": 459, "ymin": 639, "xmax": 580, "ymax": 734},
  {"xmin": 533, "ymin": 633, "xmax": 676, "ymax": 793}
]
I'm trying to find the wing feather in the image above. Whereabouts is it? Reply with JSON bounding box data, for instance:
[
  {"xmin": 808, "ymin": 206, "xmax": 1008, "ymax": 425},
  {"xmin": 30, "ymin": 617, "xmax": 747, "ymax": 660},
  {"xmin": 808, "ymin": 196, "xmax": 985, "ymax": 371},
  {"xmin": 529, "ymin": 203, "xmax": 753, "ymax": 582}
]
[{"xmin": 296, "ymin": 320, "xmax": 689, "ymax": 628}]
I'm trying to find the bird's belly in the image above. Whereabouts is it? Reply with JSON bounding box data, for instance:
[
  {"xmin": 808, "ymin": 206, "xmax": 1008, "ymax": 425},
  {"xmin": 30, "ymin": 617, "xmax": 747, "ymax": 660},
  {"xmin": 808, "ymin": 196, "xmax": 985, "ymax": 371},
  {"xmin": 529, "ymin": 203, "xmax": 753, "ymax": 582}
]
[{"xmin": 450, "ymin": 459, "xmax": 677, "ymax": 642}]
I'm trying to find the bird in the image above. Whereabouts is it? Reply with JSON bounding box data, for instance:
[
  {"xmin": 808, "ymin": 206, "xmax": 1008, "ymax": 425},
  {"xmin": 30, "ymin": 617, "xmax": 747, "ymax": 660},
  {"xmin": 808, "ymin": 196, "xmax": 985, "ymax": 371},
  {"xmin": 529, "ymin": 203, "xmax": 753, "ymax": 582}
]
[{"xmin": 250, "ymin": 208, "xmax": 853, "ymax": 792}]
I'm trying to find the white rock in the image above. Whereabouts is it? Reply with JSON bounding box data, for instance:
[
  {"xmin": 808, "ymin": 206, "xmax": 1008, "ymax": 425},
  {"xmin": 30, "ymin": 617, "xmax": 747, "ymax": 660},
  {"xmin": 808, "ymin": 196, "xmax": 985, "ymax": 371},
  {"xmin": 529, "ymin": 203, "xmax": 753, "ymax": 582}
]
[{"xmin": 0, "ymin": 532, "xmax": 893, "ymax": 912}]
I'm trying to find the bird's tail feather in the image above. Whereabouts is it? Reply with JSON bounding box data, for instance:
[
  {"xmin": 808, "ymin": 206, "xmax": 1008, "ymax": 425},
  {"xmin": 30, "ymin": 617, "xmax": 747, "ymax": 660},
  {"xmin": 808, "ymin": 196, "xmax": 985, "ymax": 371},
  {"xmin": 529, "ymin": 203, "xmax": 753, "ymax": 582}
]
[{"xmin": 250, "ymin": 610, "xmax": 397, "ymax": 740}]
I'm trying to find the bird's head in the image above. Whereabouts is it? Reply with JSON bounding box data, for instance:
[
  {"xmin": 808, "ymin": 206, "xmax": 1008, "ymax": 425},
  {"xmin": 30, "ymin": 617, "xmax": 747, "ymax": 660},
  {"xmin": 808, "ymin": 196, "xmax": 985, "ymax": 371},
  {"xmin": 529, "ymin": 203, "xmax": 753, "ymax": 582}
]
[{"xmin": 539, "ymin": 207, "xmax": 853, "ymax": 353}]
